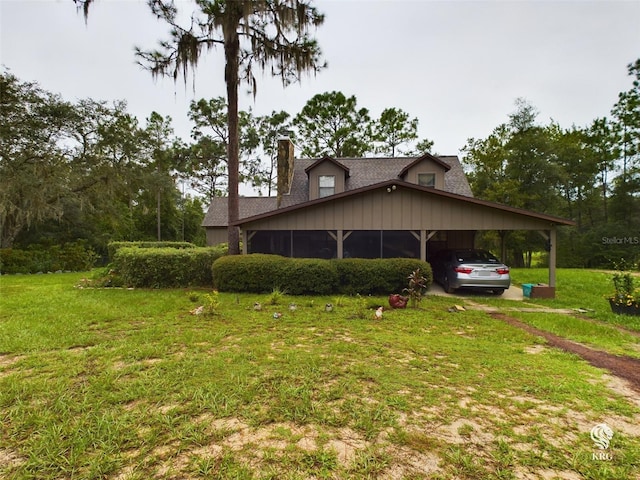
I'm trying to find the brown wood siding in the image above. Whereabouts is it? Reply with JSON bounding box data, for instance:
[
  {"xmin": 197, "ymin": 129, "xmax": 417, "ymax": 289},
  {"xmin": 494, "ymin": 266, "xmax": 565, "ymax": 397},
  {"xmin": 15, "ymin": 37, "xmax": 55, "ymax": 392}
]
[{"xmin": 239, "ymin": 186, "xmax": 558, "ymax": 231}]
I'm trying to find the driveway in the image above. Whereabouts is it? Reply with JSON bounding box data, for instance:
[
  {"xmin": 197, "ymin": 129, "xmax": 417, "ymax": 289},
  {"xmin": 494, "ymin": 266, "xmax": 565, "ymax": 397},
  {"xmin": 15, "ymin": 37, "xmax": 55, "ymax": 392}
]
[{"xmin": 427, "ymin": 282, "xmax": 524, "ymax": 301}]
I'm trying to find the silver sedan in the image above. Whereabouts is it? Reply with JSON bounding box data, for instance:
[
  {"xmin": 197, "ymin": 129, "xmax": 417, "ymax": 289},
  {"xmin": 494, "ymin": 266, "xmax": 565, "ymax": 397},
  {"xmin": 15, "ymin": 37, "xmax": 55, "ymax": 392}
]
[{"xmin": 429, "ymin": 249, "xmax": 511, "ymax": 295}]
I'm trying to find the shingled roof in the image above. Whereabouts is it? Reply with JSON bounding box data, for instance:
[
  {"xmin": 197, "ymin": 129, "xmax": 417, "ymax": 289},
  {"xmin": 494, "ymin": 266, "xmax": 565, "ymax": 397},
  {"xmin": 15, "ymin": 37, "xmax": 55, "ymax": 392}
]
[{"xmin": 202, "ymin": 155, "xmax": 472, "ymax": 227}]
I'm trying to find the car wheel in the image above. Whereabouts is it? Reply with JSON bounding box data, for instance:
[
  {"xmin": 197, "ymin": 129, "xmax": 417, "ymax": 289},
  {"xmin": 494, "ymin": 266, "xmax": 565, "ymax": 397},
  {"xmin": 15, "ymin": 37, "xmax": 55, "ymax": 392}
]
[
  {"xmin": 444, "ymin": 277, "xmax": 455, "ymax": 294},
  {"xmin": 492, "ymin": 289, "xmax": 505, "ymax": 295}
]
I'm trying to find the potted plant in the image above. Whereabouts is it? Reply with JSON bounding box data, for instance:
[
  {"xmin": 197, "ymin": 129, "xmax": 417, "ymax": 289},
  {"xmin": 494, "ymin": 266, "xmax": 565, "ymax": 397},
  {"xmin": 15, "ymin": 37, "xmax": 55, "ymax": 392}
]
[
  {"xmin": 608, "ymin": 267, "xmax": 640, "ymax": 316},
  {"xmin": 388, "ymin": 293, "xmax": 408, "ymax": 309}
]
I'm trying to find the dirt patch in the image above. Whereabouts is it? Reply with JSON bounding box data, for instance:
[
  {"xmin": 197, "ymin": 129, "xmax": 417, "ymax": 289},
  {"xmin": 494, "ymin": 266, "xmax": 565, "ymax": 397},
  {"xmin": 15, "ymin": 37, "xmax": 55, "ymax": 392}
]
[
  {"xmin": 326, "ymin": 427, "xmax": 370, "ymax": 464},
  {"xmin": 0, "ymin": 354, "xmax": 24, "ymax": 369},
  {"xmin": 490, "ymin": 312, "xmax": 640, "ymax": 393},
  {"xmin": 515, "ymin": 467, "xmax": 582, "ymax": 480},
  {"xmin": 599, "ymin": 374, "xmax": 640, "ymax": 411},
  {"xmin": 0, "ymin": 448, "xmax": 25, "ymax": 471},
  {"xmin": 524, "ymin": 344, "xmax": 547, "ymax": 354}
]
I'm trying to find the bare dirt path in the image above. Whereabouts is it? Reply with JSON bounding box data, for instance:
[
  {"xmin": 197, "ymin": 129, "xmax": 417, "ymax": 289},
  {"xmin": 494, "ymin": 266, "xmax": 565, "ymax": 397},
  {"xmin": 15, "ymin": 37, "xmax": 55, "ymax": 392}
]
[{"xmin": 490, "ymin": 312, "xmax": 640, "ymax": 394}]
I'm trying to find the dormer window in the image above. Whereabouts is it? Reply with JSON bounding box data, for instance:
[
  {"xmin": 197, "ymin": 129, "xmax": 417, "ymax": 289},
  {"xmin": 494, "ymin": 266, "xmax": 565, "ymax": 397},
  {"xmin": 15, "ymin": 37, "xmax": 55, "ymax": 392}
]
[
  {"xmin": 418, "ymin": 173, "xmax": 436, "ymax": 187},
  {"xmin": 305, "ymin": 157, "xmax": 349, "ymax": 200},
  {"xmin": 318, "ymin": 175, "xmax": 336, "ymax": 197}
]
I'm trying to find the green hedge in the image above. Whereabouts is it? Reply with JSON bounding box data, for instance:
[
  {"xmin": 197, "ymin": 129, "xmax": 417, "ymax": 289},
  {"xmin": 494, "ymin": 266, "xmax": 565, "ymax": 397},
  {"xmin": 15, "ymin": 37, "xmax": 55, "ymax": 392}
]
[
  {"xmin": 107, "ymin": 241, "xmax": 196, "ymax": 262},
  {"xmin": 114, "ymin": 246, "xmax": 226, "ymax": 288},
  {"xmin": 211, "ymin": 254, "xmax": 339, "ymax": 294},
  {"xmin": 334, "ymin": 258, "xmax": 432, "ymax": 295},
  {"xmin": 212, "ymin": 255, "xmax": 432, "ymax": 295},
  {"xmin": 0, "ymin": 242, "xmax": 99, "ymax": 274}
]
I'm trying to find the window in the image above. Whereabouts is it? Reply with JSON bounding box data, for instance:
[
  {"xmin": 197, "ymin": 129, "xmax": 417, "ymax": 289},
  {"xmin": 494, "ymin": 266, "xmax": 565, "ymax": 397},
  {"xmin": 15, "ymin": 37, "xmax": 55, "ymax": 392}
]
[
  {"xmin": 318, "ymin": 175, "xmax": 335, "ymax": 197},
  {"xmin": 418, "ymin": 173, "xmax": 436, "ymax": 187}
]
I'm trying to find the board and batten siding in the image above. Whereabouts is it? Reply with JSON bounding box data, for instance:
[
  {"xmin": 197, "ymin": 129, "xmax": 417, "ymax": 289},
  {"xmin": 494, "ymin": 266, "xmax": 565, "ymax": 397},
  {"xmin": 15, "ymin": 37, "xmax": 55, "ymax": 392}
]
[{"xmin": 239, "ymin": 186, "xmax": 559, "ymax": 232}]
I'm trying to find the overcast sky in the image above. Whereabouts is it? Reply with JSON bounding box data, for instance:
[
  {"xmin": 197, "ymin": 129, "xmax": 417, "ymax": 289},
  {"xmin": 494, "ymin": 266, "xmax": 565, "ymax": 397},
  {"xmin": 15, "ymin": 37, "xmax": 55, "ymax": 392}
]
[{"xmin": 2, "ymin": 0, "xmax": 640, "ymax": 160}]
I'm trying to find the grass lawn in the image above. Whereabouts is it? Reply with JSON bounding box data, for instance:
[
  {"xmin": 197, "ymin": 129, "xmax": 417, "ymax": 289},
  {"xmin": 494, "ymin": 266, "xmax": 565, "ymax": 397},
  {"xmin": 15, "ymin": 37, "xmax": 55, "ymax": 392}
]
[
  {"xmin": 485, "ymin": 268, "xmax": 640, "ymax": 360},
  {"xmin": 1, "ymin": 271, "xmax": 639, "ymax": 479}
]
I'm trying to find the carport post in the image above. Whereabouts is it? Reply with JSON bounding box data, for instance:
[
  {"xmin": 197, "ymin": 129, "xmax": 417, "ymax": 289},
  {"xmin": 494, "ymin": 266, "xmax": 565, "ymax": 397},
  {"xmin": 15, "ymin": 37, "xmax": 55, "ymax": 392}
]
[{"xmin": 548, "ymin": 227, "xmax": 557, "ymax": 288}]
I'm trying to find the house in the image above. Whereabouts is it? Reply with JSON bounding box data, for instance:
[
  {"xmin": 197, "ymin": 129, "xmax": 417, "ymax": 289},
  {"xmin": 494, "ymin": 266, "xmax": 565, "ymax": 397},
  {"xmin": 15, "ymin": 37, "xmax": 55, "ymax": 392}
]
[{"xmin": 202, "ymin": 138, "xmax": 575, "ymax": 292}]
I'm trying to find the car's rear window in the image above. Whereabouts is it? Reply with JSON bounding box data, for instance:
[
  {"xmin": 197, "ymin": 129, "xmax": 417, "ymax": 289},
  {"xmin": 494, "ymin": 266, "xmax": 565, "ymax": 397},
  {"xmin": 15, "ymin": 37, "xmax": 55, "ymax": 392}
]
[{"xmin": 455, "ymin": 251, "xmax": 499, "ymax": 263}]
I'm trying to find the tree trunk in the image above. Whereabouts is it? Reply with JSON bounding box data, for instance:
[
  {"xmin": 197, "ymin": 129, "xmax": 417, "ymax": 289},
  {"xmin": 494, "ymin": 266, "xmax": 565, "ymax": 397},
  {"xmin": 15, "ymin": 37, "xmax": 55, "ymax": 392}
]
[
  {"xmin": 601, "ymin": 169, "xmax": 608, "ymax": 223},
  {"xmin": 1, "ymin": 219, "xmax": 18, "ymax": 249},
  {"xmin": 157, "ymin": 189, "xmax": 162, "ymax": 241},
  {"xmin": 224, "ymin": 24, "xmax": 241, "ymax": 255}
]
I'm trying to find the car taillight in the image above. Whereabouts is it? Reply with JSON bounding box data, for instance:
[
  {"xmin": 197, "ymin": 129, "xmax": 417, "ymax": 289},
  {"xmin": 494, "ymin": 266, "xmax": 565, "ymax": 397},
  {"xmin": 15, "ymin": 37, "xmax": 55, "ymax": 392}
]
[
  {"xmin": 496, "ymin": 268, "xmax": 509, "ymax": 274},
  {"xmin": 454, "ymin": 267, "xmax": 473, "ymax": 274}
]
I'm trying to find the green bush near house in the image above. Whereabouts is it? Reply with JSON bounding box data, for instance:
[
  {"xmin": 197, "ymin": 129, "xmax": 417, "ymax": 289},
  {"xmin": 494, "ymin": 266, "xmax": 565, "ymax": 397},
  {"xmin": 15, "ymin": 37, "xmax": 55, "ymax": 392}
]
[
  {"xmin": 212, "ymin": 254, "xmax": 339, "ymax": 294},
  {"xmin": 114, "ymin": 245, "xmax": 226, "ymax": 288},
  {"xmin": 334, "ymin": 258, "xmax": 432, "ymax": 295},
  {"xmin": 211, "ymin": 254, "xmax": 285, "ymax": 293},
  {"xmin": 212, "ymin": 255, "xmax": 432, "ymax": 295},
  {"xmin": 107, "ymin": 241, "xmax": 197, "ymax": 261},
  {"xmin": 282, "ymin": 258, "xmax": 342, "ymax": 295}
]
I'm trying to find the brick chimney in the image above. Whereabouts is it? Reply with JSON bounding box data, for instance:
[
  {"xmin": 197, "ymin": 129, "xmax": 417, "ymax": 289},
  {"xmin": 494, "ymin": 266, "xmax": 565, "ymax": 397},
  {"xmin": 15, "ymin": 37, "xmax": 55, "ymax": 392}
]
[{"xmin": 277, "ymin": 137, "xmax": 295, "ymax": 207}]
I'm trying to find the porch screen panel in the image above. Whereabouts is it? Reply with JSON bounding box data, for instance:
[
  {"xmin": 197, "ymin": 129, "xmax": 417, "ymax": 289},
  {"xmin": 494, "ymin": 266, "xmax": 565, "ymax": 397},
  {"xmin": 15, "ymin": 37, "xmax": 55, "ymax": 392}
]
[
  {"xmin": 292, "ymin": 231, "xmax": 337, "ymax": 258},
  {"xmin": 382, "ymin": 231, "xmax": 419, "ymax": 258},
  {"xmin": 343, "ymin": 231, "xmax": 381, "ymax": 258},
  {"xmin": 248, "ymin": 231, "xmax": 291, "ymax": 256}
]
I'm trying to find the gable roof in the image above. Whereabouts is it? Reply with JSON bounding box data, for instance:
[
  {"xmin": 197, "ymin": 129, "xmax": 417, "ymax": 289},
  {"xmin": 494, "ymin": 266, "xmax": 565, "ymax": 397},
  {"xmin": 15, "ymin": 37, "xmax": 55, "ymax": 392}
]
[
  {"xmin": 203, "ymin": 155, "xmax": 473, "ymax": 227},
  {"xmin": 398, "ymin": 153, "xmax": 452, "ymax": 178},
  {"xmin": 304, "ymin": 156, "xmax": 351, "ymax": 176}
]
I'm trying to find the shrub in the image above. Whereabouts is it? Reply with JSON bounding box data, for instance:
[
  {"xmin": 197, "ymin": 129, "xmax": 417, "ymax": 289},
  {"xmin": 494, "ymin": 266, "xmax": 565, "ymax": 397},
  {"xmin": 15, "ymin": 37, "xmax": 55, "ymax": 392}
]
[
  {"xmin": 212, "ymin": 254, "xmax": 339, "ymax": 294},
  {"xmin": 0, "ymin": 242, "xmax": 99, "ymax": 274},
  {"xmin": 114, "ymin": 246, "xmax": 226, "ymax": 288},
  {"xmin": 608, "ymin": 261, "xmax": 640, "ymax": 308},
  {"xmin": 107, "ymin": 241, "xmax": 196, "ymax": 262},
  {"xmin": 383, "ymin": 258, "xmax": 433, "ymax": 291},
  {"xmin": 212, "ymin": 255, "xmax": 431, "ymax": 295},
  {"xmin": 0, "ymin": 249, "xmax": 33, "ymax": 274},
  {"xmin": 212, "ymin": 254, "xmax": 284, "ymax": 293},
  {"xmin": 280, "ymin": 258, "xmax": 340, "ymax": 295},
  {"xmin": 332, "ymin": 258, "xmax": 378, "ymax": 295},
  {"xmin": 57, "ymin": 242, "xmax": 100, "ymax": 271},
  {"xmin": 334, "ymin": 258, "xmax": 432, "ymax": 295}
]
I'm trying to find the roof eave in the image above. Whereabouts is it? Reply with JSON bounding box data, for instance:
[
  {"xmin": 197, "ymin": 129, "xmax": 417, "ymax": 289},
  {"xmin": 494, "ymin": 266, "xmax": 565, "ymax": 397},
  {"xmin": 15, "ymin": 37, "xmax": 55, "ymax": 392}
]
[
  {"xmin": 304, "ymin": 156, "xmax": 351, "ymax": 177},
  {"xmin": 398, "ymin": 153, "xmax": 452, "ymax": 178}
]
